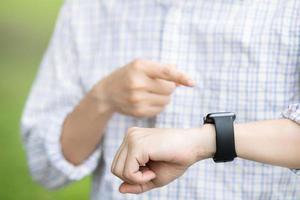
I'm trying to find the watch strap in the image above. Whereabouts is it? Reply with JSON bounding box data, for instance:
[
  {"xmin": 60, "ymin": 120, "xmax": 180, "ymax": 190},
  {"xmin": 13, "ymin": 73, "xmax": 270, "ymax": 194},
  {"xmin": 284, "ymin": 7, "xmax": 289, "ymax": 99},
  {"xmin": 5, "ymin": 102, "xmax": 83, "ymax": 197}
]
[{"xmin": 213, "ymin": 116, "xmax": 236, "ymax": 162}]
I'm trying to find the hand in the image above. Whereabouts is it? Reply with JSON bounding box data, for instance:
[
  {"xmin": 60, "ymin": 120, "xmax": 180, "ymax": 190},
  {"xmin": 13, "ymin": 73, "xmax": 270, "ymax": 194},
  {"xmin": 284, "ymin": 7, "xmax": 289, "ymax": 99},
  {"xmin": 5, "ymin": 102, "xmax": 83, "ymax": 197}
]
[
  {"xmin": 111, "ymin": 125, "xmax": 216, "ymax": 194},
  {"xmin": 92, "ymin": 59, "xmax": 195, "ymax": 117}
]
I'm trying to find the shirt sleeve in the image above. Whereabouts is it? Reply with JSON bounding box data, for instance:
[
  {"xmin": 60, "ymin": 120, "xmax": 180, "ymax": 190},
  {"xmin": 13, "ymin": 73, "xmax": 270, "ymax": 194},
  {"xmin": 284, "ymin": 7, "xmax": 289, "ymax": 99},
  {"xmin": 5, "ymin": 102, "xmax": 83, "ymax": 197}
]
[
  {"xmin": 281, "ymin": 103, "xmax": 300, "ymax": 175},
  {"xmin": 21, "ymin": 0, "xmax": 101, "ymax": 189}
]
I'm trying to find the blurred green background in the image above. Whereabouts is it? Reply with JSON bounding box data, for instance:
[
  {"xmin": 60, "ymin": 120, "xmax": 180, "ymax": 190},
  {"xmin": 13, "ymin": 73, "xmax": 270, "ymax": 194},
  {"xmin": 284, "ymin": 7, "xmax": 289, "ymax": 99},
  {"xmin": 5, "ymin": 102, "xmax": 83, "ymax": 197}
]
[{"xmin": 0, "ymin": 1, "xmax": 90, "ymax": 199}]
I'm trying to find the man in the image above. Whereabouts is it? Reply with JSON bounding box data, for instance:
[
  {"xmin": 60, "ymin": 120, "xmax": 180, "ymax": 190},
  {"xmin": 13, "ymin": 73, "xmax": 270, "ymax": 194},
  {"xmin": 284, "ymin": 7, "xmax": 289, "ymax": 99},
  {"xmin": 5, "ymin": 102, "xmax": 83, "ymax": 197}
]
[{"xmin": 21, "ymin": 0, "xmax": 300, "ymax": 199}]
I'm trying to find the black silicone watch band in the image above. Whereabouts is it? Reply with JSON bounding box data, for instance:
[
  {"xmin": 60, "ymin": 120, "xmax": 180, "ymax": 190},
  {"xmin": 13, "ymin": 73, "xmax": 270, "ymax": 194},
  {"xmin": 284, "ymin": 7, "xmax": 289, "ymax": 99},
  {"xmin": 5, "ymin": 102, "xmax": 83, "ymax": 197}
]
[{"xmin": 204, "ymin": 112, "xmax": 236, "ymax": 162}]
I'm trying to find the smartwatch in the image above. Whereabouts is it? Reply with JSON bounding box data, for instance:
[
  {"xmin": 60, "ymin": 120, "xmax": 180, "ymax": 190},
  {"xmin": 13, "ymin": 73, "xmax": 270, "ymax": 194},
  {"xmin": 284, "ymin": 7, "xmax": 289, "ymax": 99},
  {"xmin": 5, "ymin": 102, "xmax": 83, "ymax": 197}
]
[{"xmin": 203, "ymin": 112, "xmax": 237, "ymax": 162}]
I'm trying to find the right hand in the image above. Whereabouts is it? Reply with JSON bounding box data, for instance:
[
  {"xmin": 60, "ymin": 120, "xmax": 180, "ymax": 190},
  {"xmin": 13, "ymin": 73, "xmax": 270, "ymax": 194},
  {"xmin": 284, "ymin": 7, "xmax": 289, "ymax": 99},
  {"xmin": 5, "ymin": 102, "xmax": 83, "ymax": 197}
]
[{"xmin": 93, "ymin": 59, "xmax": 195, "ymax": 117}]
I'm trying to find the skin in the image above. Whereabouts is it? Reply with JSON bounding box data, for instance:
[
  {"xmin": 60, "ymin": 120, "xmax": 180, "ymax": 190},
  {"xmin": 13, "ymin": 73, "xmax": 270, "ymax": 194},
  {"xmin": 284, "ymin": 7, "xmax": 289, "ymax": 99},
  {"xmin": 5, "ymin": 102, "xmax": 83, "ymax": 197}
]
[
  {"xmin": 61, "ymin": 59, "xmax": 195, "ymax": 165},
  {"xmin": 111, "ymin": 119, "xmax": 300, "ymax": 194},
  {"xmin": 60, "ymin": 58, "xmax": 300, "ymax": 195}
]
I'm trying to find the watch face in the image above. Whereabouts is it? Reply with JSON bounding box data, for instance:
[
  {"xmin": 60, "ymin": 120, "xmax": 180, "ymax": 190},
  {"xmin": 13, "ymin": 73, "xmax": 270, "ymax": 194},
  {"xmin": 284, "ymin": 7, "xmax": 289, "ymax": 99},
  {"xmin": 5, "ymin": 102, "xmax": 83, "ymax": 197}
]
[
  {"xmin": 205, "ymin": 112, "xmax": 236, "ymax": 122},
  {"xmin": 207, "ymin": 112, "xmax": 235, "ymax": 118}
]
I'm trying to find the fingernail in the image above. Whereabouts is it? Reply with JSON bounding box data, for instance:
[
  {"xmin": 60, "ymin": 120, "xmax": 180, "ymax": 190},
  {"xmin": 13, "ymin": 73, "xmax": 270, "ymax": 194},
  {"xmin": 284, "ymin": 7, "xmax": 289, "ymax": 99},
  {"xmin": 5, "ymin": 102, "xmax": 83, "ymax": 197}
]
[{"xmin": 187, "ymin": 79, "xmax": 196, "ymax": 86}]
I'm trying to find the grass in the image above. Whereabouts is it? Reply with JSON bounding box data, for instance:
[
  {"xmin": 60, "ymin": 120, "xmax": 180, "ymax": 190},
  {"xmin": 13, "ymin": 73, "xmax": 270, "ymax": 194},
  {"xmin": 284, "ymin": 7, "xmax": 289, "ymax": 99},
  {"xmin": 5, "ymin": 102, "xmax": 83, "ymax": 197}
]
[{"xmin": 0, "ymin": 0, "xmax": 90, "ymax": 199}]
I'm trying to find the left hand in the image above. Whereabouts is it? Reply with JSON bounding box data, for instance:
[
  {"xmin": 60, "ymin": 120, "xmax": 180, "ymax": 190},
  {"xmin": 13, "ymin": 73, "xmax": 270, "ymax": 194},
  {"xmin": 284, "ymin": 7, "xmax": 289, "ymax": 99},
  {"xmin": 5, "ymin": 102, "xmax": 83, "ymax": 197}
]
[{"xmin": 111, "ymin": 125, "xmax": 216, "ymax": 194}]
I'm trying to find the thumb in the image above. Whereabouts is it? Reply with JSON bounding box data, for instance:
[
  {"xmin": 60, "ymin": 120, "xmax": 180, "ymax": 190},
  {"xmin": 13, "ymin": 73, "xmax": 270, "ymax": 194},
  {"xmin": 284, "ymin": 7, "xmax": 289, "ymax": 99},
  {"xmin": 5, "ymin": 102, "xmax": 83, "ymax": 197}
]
[{"xmin": 119, "ymin": 180, "xmax": 156, "ymax": 194}]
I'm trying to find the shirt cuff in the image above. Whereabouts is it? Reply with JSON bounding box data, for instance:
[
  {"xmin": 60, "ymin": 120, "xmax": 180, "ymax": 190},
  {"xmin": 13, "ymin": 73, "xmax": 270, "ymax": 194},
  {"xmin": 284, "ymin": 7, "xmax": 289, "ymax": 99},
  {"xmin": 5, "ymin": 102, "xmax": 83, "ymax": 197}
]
[
  {"xmin": 45, "ymin": 112, "xmax": 101, "ymax": 181},
  {"xmin": 282, "ymin": 103, "xmax": 300, "ymax": 175},
  {"xmin": 282, "ymin": 103, "xmax": 300, "ymax": 124}
]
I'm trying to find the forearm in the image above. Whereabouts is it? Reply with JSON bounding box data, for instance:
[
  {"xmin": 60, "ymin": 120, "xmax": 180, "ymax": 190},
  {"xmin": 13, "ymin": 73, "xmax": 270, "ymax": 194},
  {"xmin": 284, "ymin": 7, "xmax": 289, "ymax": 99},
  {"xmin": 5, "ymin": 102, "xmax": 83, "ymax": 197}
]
[
  {"xmin": 61, "ymin": 59, "xmax": 193, "ymax": 166},
  {"xmin": 110, "ymin": 119, "xmax": 300, "ymax": 194},
  {"xmin": 234, "ymin": 119, "xmax": 300, "ymax": 169},
  {"xmin": 61, "ymin": 82, "xmax": 113, "ymax": 165}
]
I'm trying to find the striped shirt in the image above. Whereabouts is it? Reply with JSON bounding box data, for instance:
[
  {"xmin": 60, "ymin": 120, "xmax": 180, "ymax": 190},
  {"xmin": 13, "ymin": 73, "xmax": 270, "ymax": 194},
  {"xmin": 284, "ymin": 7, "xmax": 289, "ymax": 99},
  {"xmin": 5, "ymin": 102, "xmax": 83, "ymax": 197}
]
[{"xmin": 21, "ymin": 0, "xmax": 300, "ymax": 199}]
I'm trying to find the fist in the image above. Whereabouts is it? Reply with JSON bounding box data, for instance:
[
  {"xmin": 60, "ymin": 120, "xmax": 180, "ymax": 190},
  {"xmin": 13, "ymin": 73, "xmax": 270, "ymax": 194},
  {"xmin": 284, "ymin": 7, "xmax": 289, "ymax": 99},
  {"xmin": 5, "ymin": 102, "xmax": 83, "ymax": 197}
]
[
  {"xmin": 111, "ymin": 125, "xmax": 216, "ymax": 194},
  {"xmin": 93, "ymin": 59, "xmax": 195, "ymax": 117}
]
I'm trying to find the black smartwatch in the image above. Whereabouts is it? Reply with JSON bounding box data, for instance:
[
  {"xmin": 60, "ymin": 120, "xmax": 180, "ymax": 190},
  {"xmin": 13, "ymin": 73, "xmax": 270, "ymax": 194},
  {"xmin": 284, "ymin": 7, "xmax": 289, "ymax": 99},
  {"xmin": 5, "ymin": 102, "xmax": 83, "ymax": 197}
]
[{"xmin": 203, "ymin": 112, "xmax": 237, "ymax": 162}]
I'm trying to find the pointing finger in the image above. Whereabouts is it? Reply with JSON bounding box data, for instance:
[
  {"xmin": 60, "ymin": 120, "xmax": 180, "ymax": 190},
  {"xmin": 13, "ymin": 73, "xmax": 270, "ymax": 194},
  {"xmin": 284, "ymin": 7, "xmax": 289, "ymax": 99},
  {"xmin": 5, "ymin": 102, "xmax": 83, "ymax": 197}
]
[{"xmin": 138, "ymin": 60, "xmax": 195, "ymax": 87}]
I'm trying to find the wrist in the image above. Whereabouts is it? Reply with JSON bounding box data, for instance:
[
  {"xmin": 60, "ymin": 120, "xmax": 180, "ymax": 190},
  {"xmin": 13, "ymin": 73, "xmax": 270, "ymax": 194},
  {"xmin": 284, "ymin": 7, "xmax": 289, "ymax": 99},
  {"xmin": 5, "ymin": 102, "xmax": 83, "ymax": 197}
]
[
  {"xmin": 189, "ymin": 124, "xmax": 216, "ymax": 163},
  {"xmin": 90, "ymin": 79, "xmax": 115, "ymax": 115}
]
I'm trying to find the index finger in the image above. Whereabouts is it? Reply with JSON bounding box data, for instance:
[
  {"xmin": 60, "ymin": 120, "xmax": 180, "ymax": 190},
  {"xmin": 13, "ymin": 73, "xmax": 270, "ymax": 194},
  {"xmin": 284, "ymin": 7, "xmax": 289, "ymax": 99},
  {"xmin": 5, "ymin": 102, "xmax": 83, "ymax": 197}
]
[
  {"xmin": 123, "ymin": 151, "xmax": 156, "ymax": 184},
  {"xmin": 141, "ymin": 61, "xmax": 195, "ymax": 87}
]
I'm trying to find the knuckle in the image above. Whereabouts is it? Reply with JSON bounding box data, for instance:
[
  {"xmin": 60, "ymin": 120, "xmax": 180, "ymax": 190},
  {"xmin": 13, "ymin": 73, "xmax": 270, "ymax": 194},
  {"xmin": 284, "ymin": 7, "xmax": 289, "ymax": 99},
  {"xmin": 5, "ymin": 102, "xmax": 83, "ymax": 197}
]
[
  {"xmin": 162, "ymin": 66, "xmax": 171, "ymax": 76},
  {"xmin": 127, "ymin": 129, "xmax": 139, "ymax": 139},
  {"xmin": 127, "ymin": 136, "xmax": 138, "ymax": 148},
  {"xmin": 127, "ymin": 75, "xmax": 137, "ymax": 87},
  {"xmin": 177, "ymin": 73, "xmax": 186, "ymax": 82},
  {"xmin": 158, "ymin": 81, "xmax": 176, "ymax": 94},
  {"xmin": 131, "ymin": 58, "xmax": 144, "ymax": 70},
  {"xmin": 127, "ymin": 130, "xmax": 140, "ymax": 142},
  {"xmin": 128, "ymin": 93, "xmax": 142, "ymax": 104},
  {"xmin": 128, "ymin": 77, "xmax": 145, "ymax": 90},
  {"xmin": 128, "ymin": 126, "xmax": 139, "ymax": 133}
]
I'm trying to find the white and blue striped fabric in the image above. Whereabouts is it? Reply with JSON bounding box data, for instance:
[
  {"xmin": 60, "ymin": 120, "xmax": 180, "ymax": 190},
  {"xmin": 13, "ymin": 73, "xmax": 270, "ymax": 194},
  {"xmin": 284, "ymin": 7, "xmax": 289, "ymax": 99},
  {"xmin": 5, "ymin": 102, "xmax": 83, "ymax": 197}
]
[{"xmin": 21, "ymin": 0, "xmax": 300, "ymax": 199}]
